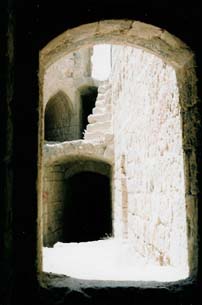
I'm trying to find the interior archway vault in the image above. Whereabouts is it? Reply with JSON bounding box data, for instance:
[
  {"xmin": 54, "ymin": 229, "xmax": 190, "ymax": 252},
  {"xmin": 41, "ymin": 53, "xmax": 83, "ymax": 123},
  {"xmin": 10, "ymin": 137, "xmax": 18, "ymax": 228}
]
[
  {"xmin": 45, "ymin": 90, "xmax": 73, "ymax": 142},
  {"xmin": 38, "ymin": 20, "xmax": 199, "ymax": 282}
]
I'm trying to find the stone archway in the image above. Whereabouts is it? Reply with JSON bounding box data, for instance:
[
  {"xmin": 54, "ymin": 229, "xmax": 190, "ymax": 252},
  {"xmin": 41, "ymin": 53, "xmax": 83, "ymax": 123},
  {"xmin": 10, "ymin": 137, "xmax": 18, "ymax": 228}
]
[
  {"xmin": 45, "ymin": 90, "xmax": 72, "ymax": 142},
  {"xmin": 43, "ymin": 159, "xmax": 112, "ymax": 247},
  {"xmin": 39, "ymin": 20, "xmax": 199, "ymax": 281}
]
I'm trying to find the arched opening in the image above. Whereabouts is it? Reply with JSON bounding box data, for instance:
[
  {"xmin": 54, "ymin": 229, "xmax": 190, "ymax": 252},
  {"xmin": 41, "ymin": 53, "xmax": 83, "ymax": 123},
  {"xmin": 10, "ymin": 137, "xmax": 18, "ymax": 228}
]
[
  {"xmin": 42, "ymin": 159, "xmax": 112, "ymax": 247},
  {"xmin": 64, "ymin": 171, "xmax": 112, "ymax": 242},
  {"xmin": 39, "ymin": 20, "xmax": 199, "ymax": 285},
  {"xmin": 79, "ymin": 86, "xmax": 98, "ymax": 135},
  {"xmin": 45, "ymin": 90, "xmax": 72, "ymax": 142}
]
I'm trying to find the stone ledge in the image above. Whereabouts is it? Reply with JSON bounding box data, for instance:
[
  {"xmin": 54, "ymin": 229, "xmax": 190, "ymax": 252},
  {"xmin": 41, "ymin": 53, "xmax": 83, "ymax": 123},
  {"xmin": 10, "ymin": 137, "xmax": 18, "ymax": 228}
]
[
  {"xmin": 43, "ymin": 140, "xmax": 113, "ymax": 165},
  {"xmin": 40, "ymin": 272, "xmax": 195, "ymax": 293}
]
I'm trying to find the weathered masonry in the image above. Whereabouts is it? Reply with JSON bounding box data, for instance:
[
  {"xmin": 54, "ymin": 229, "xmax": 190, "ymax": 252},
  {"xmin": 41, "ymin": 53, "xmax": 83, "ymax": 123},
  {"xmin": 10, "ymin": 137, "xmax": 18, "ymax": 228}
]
[
  {"xmin": 39, "ymin": 20, "xmax": 199, "ymax": 283},
  {"xmin": 1, "ymin": 2, "xmax": 200, "ymax": 303}
]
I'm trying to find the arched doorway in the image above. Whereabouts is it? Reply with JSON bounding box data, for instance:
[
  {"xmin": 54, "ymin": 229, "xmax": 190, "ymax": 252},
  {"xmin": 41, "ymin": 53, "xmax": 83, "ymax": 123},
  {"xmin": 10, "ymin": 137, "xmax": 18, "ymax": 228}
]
[
  {"xmin": 42, "ymin": 159, "xmax": 112, "ymax": 247},
  {"xmin": 45, "ymin": 90, "xmax": 72, "ymax": 142},
  {"xmin": 40, "ymin": 20, "xmax": 199, "ymax": 283},
  {"xmin": 64, "ymin": 171, "xmax": 112, "ymax": 242}
]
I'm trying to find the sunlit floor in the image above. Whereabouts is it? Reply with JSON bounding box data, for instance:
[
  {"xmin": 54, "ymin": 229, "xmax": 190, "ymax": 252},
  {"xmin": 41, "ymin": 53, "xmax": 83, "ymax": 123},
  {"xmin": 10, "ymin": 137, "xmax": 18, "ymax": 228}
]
[{"xmin": 43, "ymin": 238, "xmax": 188, "ymax": 282}]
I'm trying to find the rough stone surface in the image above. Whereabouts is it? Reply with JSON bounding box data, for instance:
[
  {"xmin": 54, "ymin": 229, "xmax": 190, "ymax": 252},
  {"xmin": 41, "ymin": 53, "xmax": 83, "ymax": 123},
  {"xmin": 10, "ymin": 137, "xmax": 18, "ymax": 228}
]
[
  {"xmin": 43, "ymin": 140, "xmax": 112, "ymax": 166},
  {"xmin": 40, "ymin": 20, "xmax": 199, "ymax": 284},
  {"xmin": 110, "ymin": 45, "xmax": 189, "ymax": 271},
  {"xmin": 40, "ymin": 20, "xmax": 192, "ymax": 71},
  {"xmin": 43, "ymin": 160, "xmax": 111, "ymax": 246},
  {"xmin": 43, "ymin": 47, "xmax": 99, "ymax": 141},
  {"xmin": 84, "ymin": 81, "xmax": 113, "ymax": 143}
]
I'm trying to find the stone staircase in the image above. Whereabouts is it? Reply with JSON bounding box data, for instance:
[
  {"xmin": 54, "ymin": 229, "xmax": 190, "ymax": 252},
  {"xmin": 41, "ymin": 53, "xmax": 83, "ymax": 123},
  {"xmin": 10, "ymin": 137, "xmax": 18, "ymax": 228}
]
[{"xmin": 84, "ymin": 81, "xmax": 113, "ymax": 143}]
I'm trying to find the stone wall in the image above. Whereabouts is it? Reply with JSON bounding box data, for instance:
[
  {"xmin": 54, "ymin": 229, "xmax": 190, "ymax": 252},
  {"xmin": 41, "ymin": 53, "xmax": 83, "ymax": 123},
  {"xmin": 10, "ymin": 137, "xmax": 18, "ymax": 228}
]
[
  {"xmin": 43, "ymin": 160, "xmax": 112, "ymax": 246},
  {"xmin": 43, "ymin": 47, "xmax": 97, "ymax": 141},
  {"xmin": 43, "ymin": 165, "xmax": 66, "ymax": 246},
  {"xmin": 111, "ymin": 46, "xmax": 188, "ymax": 270},
  {"xmin": 42, "ymin": 43, "xmax": 197, "ymax": 274},
  {"xmin": 45, "ymin": 91, "xmax": 73, "ymax": 141},
  {"xmin": 41, "ymin": 21, "xmax": 199, "ymax": 278}
]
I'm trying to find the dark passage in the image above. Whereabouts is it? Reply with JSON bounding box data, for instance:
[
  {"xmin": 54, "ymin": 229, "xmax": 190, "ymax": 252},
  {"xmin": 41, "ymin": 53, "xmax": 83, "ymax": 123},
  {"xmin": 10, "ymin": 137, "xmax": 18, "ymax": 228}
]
[
  {"xmin": 64, "ymin": 171, "xmax": 112, "ymax": 242},
  {"xmin": 45, "ymin": 91, "xmax": 72, "ymax": 142},
  {"xmin": 80, "ymin": 86, "xmax": 98, "ymax": 135}
]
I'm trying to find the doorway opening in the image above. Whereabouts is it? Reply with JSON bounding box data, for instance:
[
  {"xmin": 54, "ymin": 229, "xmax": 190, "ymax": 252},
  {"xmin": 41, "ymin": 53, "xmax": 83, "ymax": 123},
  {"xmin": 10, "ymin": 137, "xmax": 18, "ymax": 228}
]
[
  {"xmin": 64, "ymin": 171, "xmax": 112, "ymax": 243},
  {"xmin": 45, "ymin": 90, "xmax": 72, "ymax": 142},
  {"xmin": 79, "ymin": 86, "xmax": 98, "ymax": 136},
  {"xmin": 39, "ymin": 20, "xmax": 199, "ymax": 285}
]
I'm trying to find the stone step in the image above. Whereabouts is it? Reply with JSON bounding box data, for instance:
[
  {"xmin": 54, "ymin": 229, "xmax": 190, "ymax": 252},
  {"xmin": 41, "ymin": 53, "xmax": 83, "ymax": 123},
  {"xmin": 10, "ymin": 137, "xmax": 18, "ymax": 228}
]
[
  {"xmin": 105, "ymin": 104, "xmax": 112, "ymax": 111},
  {"xmin": 98, "ymin": 87, "xmax": 107, "ymax": 94},
  {"xmin": 96, "ymin": 94, "xmax": 109, "ymax": 103},
  {"xmin": 104, "ymin": 133, "xmax": 114, "ymax": 142},
  {"xmin": 92, "ymin": 104, "xmax": 111, "ymax": 114},
  {"xmin": 88, "ymin": 113, "xmax": 111, "ymax": 124},
  {"xmin": 96, "ymin": 96, "xmax": 105, "ymax": 103},
  {"xmin": 99, "ymin": 80, "xmax": 109, "ymax": 86},
  {"xmin": 96, "ymin": 96, "xmax": 111, "ymax": 106},
  {"xmin": 104, "ymin": 93, "xmax": 111, "ymax": 104},
  {"xmin": 84, "ymin": 131, "xmax": 105, "ymax": 141},
  {"xmin": 92, "ymin": 106, "xmax": 105, "ymax": 115},
  {"xmin": 84, "ymin": 131, "xmax": 113, "ymax": 143},
  {"xmin": 98, "ymin": 89, "xmax": 111, "ymax": 96},
  {"xmin": 97, "ymin": 93, "xmax": 106, "ymax": 99},
  {"xmin": 86, "ymin": 121, "xmax": 111, "ymax": 132},
  {"xmin": 95, "ymin": 100, "xmax": 106, "ymax": 107},
  {"xmin": 98, "ymin": 83, "xmax": 111, "ymax": 91}
]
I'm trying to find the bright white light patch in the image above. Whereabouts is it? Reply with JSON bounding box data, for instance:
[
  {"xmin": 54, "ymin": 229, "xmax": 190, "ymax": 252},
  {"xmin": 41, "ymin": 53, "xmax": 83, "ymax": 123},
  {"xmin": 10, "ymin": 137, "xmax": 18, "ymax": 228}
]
[
  {"xmin": 91, "ymin": 44, "xmax": 111, "ymax": 81},
  {"xmin": 43, "ymin": 239, "xmax": 188, "ymax": 282}
]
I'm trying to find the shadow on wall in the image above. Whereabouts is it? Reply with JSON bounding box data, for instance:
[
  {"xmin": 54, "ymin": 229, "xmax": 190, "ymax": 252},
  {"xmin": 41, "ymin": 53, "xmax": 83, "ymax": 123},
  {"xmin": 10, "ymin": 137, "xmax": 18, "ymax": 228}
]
[
  {"xmin": 39, "ymin": 20, "xmax": 199, "ymax": 293},
  {"xmin": 64, "ymin": 171, "xmax": 112, "ymax": 242},
  {"xmin": 79, "ymin": 86, "xmax": 98, "ymax": 137},
  {"xmin": 45, "ymin": 90, "xmax": 72, "ymax": 142},
  {"xmin": 43, "ymin": 160, "xmax": 112, "ymax": 247}
]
